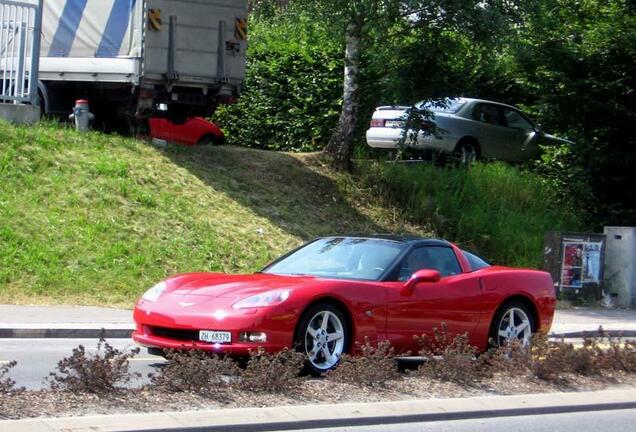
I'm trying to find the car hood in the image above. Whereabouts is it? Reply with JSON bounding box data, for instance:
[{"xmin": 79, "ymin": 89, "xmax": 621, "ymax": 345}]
[{"xmin": 164, "ymin": 272, "xmax": 316, "ymax": 299}]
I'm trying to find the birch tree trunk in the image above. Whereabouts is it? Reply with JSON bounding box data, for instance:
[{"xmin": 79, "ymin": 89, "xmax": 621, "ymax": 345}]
[{"xmin": 324, "ymin": 21, "xmax": 362, "ymax": 170}]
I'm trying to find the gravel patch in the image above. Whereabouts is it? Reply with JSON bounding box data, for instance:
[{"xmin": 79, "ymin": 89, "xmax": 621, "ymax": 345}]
[{"xmin": 2, "ymin": 372, "xmax": 635, "ymax": 420}]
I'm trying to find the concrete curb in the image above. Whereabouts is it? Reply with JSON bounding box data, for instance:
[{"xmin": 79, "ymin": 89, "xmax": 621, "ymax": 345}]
[
  {"xmin": 2, "ymin": 389, "xmax": 635, "ymax": 432},
  {"xmin": 0, "ymin": 328, "xmax": 134, "ymax": 339}
]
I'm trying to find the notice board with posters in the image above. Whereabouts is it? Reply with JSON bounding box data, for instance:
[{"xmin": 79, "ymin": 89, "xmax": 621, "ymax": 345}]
[{"xmin": 543, "ymin": 232, "xmax": 606, "ymax": 301}]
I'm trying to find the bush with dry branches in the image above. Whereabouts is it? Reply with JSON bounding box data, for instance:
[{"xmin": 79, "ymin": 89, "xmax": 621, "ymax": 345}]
[
  {"xmin": 327, "ymin": 339, "xmax": 399, "ymax": 387},
  {"xmin": 416, "ymin": 324, "xmax": 490, "ymax": 385},
  {"xmin": 238, "ymin": 347, "xmax": 305, "ymax": 393},
  {"xmin": 149, "ymin": 349, "xmax": 240, "ymax": 397},
  {"xmin": 0, "ymin": 360, "xmax": 24, "ymax": 394},
  {"xmin": 47, "ymin": 337, "xmax": 140, "ymax": 394}
]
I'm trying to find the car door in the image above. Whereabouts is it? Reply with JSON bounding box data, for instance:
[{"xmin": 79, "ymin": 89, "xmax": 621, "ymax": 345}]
[
  {"xmin": 499, "ymin": 107, "xmax": 540, "ymax": 161},
  {"xmin": 384, "ymin": 246, "xmax": 482, "ymax": 353}
]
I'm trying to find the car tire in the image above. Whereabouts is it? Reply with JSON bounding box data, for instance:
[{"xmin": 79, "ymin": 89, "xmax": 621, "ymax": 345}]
[
  {"xmin": 198, "ymin": 133, "xmax": 224, "ymax": 146},
  {"xmin": 489, "ymin": 301, "xmax": 535, "ymax": 348},
  {"xmin": 454, "ymin": 139, "xmax": 480, "ymax": 164},
  {"xmin": 295, "ymin": 303, "xmax": 349, "ymax": 376}
]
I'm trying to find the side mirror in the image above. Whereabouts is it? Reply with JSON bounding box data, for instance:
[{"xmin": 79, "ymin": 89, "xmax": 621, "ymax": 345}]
[{"xmin": 402, "ymin": 269, "xmax": 441, "ymax": 296}]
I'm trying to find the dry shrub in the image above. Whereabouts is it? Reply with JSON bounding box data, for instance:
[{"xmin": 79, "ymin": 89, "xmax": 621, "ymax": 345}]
[
  {"xmin": 489, "ymin": 328, "xmax": 636, "ymax": 383},
  {"xmin": 416, "ymin": 324, "xmax": 490, "ymax": 385},
  {"xmin": 327, "ymin": 339, "xmax": 399, "ymax": 387},
  {"xmin": 149, "ymin": 349, "xmax": 239, "ymax": 397},
  {"xmin": 604, "ymin": 337, "xmax": 636, "ymax": 373},
  {"xmin": 0, "ymin": 360, "xmax": 24, "ymax": 394},
  {"xmin": 238, "ymin": 347, "xmax": 305, "ymax": 393},
  {"xmin": 47, "ymin": 337, "xmax": 140, "ymax": 394},
  {"xmin": 486, "ymin": 333, "xmax": 595, "ymax": 382}
]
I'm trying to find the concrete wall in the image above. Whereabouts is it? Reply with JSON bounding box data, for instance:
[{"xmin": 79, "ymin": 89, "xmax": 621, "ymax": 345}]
[
  {"xmin": 0, "ymin": 103, "xmax": 40, "ymax": 124},
  {"xmin": 603, "ymin": 227, "xmax": 636, "ymax": 308}
]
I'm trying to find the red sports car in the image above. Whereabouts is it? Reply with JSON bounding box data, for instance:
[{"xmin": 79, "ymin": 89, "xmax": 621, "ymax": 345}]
[
  {"xmin": 148, "ymin": 117, "xmax": 224, "ymax": 146},
  {"xmin": 132, "ymin": 236, "xmax": 555, "ymax": 374}
]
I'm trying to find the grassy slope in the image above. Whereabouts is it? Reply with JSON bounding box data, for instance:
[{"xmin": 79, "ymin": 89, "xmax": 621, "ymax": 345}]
[
  {"xmin": 0, "ymin": 121, "xmax": 426, "ymax": 306},
  {"xmin": 358, "ymin": 161, "xmax": 582, "ymax": 268}
]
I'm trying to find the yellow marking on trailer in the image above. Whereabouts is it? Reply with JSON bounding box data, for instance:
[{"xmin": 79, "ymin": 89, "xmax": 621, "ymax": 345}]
[
  {"xmin": 148, "ymin": 9, "xmax": 162, "ymax": 31},
  {"xmin": 235, "ymin": 17, "xmax": 247, "ymax": 40}
]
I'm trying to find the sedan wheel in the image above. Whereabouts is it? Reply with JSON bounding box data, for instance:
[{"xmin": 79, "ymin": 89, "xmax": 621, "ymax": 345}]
[
  {"xmin": 298, "ymin": 304, "xmax": 348, "ymax": 375},
  {"xmin": 458, "ymin": 142, "xmax": 478, "ymax": 164},
  {"xmin": 494, "ymin": 304, "xmax": 533, "ymax": 347}
]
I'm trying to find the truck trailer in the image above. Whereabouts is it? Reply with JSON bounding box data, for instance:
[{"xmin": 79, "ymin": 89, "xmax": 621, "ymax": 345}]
[{"xmin": 26, "ymin": 0, "xmax": 247, "ymax": 126}]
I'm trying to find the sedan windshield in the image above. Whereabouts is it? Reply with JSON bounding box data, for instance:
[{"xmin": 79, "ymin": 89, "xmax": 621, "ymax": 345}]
[{"xmin": 263, "ymin": 237, "xmax": 406, "ymax": 281}]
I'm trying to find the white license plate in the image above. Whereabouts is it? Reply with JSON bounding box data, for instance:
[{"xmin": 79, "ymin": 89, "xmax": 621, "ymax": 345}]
[
  {"xmin": 199, "ymin": 330, "xmax": 231, "ymax": 343},
  {"xmin": 385, "ymin": 120, "xmax": 404, "ymax": 128}
]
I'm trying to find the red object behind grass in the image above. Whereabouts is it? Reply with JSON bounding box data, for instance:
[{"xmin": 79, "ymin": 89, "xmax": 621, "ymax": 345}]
[{"xmin": 149, "ymin": 117, "xmax": 224, "ymax": 146}]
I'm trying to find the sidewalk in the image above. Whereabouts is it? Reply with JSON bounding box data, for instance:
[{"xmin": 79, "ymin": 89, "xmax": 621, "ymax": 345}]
[
  {"xmin": 2, "ymin": 389, "xmax": 636, "ymax": 432},
  {"xmin": 550, "ymin": 308, "xmax": 636, "ymax": 337},
  {"xmin": 0, "ymin": 305, "xmax": 133, "ymax": 338},
  {"xmin": 0, "ymin": 304, "xmax": 635, "ymax": 339}
]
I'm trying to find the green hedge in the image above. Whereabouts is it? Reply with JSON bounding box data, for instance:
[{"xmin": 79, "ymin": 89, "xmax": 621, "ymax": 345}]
[{"xmin": 215, "ymin": 11, "xmax": 343, "ymax": 152}]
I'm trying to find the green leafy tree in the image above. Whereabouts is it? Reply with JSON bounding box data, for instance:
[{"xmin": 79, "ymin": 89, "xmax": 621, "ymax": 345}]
[
  {"xmin": 514, "ymin": 0, "xmax": 636, "ymax": 226},
  {"xmin": 215, "ymin": 4, "xmax": 343, "ymax": 151}
]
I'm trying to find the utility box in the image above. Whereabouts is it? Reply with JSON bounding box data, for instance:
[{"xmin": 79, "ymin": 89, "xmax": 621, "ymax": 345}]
[
  {"xmin": 603, "ymin": 227, "xmax": 636, "ymax": 308},
  {"xmin": 544, "ymin": 232, "xmax": 606, "ymax": 301}
]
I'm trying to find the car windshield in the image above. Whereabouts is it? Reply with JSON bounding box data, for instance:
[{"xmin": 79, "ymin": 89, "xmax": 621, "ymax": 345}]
[
  {"xmin": 417, "ymin": 98, "xmax": 466, "ymax": 113},
  {"xmin": 262, "ymin": 237, "xmax": 406, "ymax": 281}
]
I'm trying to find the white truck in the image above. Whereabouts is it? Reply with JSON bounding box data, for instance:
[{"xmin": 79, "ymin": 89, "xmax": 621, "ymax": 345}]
[{"xmin": 33, "ymin": 0, "xmax": 247, "ymax": 126}]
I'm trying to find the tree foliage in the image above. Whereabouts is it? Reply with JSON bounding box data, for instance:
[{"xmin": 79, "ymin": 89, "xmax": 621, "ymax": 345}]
[
  {"xmin": 215, "ymin": 4, "xmax": 343, "ymax": 151},
  {"xmin": 514, "ymin": 0, "xmax": 636, "ymax": 226}
]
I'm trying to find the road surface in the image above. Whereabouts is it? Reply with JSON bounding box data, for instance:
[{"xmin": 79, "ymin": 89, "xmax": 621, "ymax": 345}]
[
  {"xmin": 0, "ymin": 338, "xmax": 162, "ymax": 390},
  {"xmin": 286, "ymin": 408, "xmax": 636, "ymax": 432}
]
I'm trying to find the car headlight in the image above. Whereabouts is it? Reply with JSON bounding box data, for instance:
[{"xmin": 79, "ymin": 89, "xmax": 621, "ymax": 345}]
[
  {"xmin": 232, "ymin": 289, "xmax": 290, "ymax": 309},
  {"xmin": 142, "ymin": 281, "xmax": 166, "ymax": 302}
]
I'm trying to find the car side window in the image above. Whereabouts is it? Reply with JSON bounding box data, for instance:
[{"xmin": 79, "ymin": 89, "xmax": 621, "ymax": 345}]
[
  {"xmin": 473, "ymin": 103, "xmax": 507, "ymax": 127},
  {"xmin": 462, "ymin": 250, "xmax": 491, "ymax": 271},
  {"xmin": 398, "ymin": 246, "xmax": 462, "ymax": 281},
  {"xmin": 502, "ymin": 108, "xmax": 534, "ymax": 131}
]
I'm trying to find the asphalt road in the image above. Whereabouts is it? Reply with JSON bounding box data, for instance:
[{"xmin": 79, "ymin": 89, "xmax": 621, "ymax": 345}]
[
  {"xmin": 288, "ymin": 408, "xmax": 636, "ymax": 432},
  {"xmin": 0, "ymin": 338, "xmax": 163, "ymax": 390}
]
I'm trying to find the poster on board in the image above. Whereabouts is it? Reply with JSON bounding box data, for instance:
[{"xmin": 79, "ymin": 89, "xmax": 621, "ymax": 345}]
[{"xmin": 560, "ymin": 240, "xmax": 603, "ymax": 290}]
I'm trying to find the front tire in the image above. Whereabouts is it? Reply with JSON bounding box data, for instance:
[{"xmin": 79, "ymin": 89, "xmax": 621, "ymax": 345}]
[
  {"xmin": 489, "ymin": 301, "xmax": 534, "ymax": 348},
  {"xmin": 295, "ymin": 303, "xmax": 348, "ymax": 376},
  {"xmin": 454, "ymin": 139, "xmax": 480, "ymax": 164}
]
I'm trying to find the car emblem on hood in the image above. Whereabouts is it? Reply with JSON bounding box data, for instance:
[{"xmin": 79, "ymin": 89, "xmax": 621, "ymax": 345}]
[{"xmin": 179, "ymin": 302, "xmax": 195, "ymax": 307}]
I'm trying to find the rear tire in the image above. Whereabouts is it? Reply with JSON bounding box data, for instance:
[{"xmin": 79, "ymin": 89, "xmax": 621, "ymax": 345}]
[
  {"xmin": 454, "ymin": 139, "xmax": 480, "ymax": 164},
  {"xmin": 295, "ymin": 303, "xmax": 349, "ymax": 376},
  {"xmin": 198, "ymin": 133, "xmax": 224, "ymax": 146},
  {"xmin": 489, "ymin": 301, "xmax": 534, "ymax": 348}
]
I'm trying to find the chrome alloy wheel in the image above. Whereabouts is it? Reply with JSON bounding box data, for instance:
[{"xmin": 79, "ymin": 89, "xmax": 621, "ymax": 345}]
[
  {"xmin": 497, "ymin": 307, "xmax": 532, "ymax": 347},
  {"xmin": 304, "ymin": 310, "xmax": 345, "ymax": 370}
]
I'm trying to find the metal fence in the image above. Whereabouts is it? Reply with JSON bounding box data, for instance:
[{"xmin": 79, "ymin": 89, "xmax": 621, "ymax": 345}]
[{"xmin": 0, "ymin": 0, "xmax": 42, "ymax": 105}]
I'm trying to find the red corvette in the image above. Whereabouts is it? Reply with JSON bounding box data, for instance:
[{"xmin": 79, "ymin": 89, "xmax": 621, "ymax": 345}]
[
  {"xmin": 148, "ymin": 117, "xmax": 224, "ymax": 146},
  {"xmin": 132, "ymin": 236, "xmax": 555, "ymax": 374}
]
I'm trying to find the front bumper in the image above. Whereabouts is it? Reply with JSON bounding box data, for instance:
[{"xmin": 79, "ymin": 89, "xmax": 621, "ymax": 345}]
[
  {"xmin": 132, "ymin": 299, "xmax": 297, "ymax": 356},
  {"xmin": 132, "ymin": 329, "xmax": 288, "ymax": 356}
]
